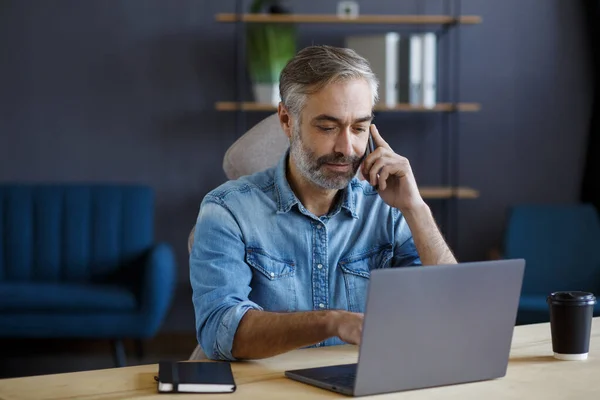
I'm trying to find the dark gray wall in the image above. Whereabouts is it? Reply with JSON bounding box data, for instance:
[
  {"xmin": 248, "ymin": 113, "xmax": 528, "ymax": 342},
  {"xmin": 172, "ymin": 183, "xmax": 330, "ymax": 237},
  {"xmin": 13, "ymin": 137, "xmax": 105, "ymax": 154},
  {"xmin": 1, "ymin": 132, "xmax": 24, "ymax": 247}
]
[{"xmin": 0, "ymin": 0, "xmax": 592, "ymax": 332}]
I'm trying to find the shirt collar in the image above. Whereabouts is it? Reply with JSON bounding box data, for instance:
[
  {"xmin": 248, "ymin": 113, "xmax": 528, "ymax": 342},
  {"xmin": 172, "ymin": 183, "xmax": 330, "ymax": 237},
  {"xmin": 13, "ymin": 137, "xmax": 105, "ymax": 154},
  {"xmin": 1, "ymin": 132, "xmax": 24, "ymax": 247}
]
[{"xmin": 274, "ymin": 150, "xmax": 359, "ymax": 219}]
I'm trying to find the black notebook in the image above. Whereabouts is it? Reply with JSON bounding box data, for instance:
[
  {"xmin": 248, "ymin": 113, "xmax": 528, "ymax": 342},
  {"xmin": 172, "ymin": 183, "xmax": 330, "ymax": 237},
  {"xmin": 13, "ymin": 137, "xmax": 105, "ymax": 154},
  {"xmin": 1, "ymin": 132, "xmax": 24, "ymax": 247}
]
[{"xmin": 157, "ymin": 361, "xmax": 236, "ymax": 393}]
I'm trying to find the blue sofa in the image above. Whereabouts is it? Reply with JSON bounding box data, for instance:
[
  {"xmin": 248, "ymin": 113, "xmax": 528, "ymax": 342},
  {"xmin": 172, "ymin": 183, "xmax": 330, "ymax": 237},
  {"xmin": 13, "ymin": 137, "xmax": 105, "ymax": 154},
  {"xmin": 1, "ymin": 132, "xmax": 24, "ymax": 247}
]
[
  {"xmin": 0, "ymin": 184, "xmax": 177, "ymax": 366},
  {"xmin": 503, "ymin": 204, "xmax": 600, "ymax": 325}
]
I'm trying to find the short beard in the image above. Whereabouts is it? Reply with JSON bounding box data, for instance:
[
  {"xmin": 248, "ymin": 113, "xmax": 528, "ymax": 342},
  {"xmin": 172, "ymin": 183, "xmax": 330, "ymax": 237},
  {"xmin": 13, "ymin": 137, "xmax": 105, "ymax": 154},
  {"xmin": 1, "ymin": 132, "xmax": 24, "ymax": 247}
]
[{"xmin": 289, "ymin": 122, "xmax": 363, "ymax": 190}]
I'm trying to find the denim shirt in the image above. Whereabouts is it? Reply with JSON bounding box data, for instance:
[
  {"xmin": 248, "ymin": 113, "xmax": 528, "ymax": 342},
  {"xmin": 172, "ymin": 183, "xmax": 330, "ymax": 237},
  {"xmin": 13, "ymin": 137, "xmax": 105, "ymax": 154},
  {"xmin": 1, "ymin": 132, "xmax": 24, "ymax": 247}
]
[{"xmin": 190, "ymin": 151, "xmax": 421, "ymax": 361}]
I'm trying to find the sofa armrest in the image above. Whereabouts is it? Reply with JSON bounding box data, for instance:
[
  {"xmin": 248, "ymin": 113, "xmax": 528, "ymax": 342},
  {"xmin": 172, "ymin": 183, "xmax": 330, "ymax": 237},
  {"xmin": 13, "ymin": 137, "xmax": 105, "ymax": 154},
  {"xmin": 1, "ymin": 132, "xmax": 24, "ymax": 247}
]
[{"xmin": 139, "ymin": 243, "xmax": 177, "ymax": 337}]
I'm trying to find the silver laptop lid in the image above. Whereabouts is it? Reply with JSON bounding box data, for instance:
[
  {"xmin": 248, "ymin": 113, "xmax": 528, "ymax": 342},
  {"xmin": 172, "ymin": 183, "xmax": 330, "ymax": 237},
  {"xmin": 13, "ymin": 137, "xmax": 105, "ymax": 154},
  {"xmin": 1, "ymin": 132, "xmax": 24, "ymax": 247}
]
[{"xmin": 354, "ymin": 259, "xmax": 525, "ymax": 397}]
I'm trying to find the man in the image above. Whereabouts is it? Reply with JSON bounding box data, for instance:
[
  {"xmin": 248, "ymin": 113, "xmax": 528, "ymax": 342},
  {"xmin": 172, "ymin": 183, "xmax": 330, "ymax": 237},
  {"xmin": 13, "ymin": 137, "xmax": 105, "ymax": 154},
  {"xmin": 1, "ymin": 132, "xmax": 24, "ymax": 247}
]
[{"xmin": 190, "ymin": 45, "xmax": 456, "ymax": 362}]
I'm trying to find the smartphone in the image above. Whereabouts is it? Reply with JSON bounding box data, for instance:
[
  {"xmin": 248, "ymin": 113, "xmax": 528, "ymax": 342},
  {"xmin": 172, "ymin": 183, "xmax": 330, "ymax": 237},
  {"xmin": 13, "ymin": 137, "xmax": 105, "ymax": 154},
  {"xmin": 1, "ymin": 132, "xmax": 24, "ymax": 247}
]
[
  {"xmin": 365, "ymin": 133, "xmax": 378, "ymax": 189},
  {"xmin": 367, "ymin": 133, "xmax": 375, "ymax": 156}
]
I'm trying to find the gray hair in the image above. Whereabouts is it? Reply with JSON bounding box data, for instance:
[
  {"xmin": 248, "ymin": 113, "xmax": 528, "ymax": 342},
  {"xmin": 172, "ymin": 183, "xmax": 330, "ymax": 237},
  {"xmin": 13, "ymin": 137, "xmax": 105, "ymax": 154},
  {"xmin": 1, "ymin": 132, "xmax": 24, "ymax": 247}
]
[{"xmin": 279, "ymin": 45, "xmax": 379, "ymax": 118}]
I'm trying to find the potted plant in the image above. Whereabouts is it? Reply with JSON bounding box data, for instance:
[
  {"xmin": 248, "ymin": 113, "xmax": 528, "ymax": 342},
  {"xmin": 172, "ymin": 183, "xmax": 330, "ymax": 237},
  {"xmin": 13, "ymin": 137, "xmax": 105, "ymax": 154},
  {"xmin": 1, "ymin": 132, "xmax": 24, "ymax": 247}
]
[{"xmin": 246, "ymin": 0, "xmax": 297, "ymax": 106}]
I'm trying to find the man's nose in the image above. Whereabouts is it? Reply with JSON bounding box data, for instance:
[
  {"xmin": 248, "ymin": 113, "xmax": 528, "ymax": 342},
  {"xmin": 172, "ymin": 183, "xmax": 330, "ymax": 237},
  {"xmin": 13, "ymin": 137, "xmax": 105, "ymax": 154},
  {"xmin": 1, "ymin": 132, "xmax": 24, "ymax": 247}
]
[{"xmin": 333, "ymin": 127, "xmax": 353, "ymax": 157}]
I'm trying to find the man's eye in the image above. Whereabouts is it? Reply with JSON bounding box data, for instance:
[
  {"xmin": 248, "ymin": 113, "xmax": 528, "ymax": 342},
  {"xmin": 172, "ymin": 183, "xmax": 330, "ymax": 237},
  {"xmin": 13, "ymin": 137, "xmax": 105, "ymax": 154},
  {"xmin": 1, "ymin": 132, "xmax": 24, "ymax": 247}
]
[{"xmin": 318, "ymin": 126, "xmax": 335, "ymax": 132}]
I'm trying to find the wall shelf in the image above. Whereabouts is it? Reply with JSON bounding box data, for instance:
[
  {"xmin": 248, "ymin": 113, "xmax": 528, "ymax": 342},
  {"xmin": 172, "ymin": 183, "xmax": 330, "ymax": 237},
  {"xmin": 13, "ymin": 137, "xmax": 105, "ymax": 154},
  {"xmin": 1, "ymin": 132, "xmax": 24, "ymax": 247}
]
[
  {"xmin": 217, "ymin": 1, "xmax": 481, "ymax": 249},
  {"xmin": 420, "ymin": 187, "xmax": 480, "ymax": 199},
  {"xmin": 215, "ymin": 102, "xmax": 481, "ymax": 112},
  {"xmin": 216, "ymin": 13, "xmax": 482, "ymax": 25}
]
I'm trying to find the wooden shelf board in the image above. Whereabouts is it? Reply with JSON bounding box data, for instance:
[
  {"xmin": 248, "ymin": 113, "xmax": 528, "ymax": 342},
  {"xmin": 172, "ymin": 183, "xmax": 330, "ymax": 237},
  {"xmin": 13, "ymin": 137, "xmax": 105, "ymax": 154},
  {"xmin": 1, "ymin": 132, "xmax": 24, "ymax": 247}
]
[
  {"xmin": 216, "ymin": 102, "xmax": 276, "ymax": 111},
  {"xmin": 375, "ymin": 103, "xmax": 481, "ymax": 112},
  {"xmin": 216, "ymin": 14, "xmax": 482, "ymax": 25},
  {"xmin": 215, "ymin": 102, "xmax": 481, "ymax": 112},
  {"xmin": 420, "ymin": 187, "xmax": 480, "ymax": 199}
]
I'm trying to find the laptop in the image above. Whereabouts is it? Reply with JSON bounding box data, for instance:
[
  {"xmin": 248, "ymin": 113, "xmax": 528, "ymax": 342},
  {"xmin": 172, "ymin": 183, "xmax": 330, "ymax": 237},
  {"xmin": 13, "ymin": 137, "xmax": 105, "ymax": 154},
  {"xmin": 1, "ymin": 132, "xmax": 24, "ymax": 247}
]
[{"xmin": 285, "ymin": 259, "xmax": 525, "ymax": 397}]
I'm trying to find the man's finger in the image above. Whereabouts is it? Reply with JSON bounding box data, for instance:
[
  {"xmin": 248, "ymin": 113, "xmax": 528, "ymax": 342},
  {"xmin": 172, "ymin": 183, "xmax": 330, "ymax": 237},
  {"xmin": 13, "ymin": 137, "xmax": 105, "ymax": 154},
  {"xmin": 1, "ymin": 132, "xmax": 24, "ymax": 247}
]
[
  {"xmin": 369, "ymin": 157, "xmax": 386, "ymax": 187},
  {"xmin": 370, "ymin": 124, "xmax": 392, "ymax": 150},
  {"xmin": 362, "ymin": 146, "xmax": 390, "ymax": 176},
  {"xmin": 378, "ymin": 166, "xmax": 391, "ymax": 191}
]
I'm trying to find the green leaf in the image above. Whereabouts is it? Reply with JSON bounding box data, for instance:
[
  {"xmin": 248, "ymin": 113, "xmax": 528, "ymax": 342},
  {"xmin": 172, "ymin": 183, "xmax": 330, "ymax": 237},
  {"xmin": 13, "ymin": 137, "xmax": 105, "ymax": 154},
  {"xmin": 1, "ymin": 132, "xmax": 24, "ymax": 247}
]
[{"xmin": 246, "ymin": 22, "xmax": 296, "ymax": 84}]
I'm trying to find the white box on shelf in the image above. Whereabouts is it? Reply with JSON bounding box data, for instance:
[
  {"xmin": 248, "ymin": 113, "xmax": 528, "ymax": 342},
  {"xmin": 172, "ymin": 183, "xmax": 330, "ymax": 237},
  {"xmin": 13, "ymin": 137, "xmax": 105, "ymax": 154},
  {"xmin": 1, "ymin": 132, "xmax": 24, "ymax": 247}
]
[
  {"xmin": 409, "ymin": 34, "xmax": 423, "ymax": 106},
  {"xmin": 421, "ymin": 33, "xmax": 437, "ymax": 108},
  {"xmin": 345, "ymin": 33, "xmax": 400, "ymax": 108}
]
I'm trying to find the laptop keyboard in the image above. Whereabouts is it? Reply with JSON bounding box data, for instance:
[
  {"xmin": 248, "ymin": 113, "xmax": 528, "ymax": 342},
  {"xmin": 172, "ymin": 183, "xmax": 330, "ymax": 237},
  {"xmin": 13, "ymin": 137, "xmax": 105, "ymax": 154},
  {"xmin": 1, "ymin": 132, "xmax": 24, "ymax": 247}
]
[{"xmin": 320, "ymin": 372, "xmax": 357, "ymax": 388}]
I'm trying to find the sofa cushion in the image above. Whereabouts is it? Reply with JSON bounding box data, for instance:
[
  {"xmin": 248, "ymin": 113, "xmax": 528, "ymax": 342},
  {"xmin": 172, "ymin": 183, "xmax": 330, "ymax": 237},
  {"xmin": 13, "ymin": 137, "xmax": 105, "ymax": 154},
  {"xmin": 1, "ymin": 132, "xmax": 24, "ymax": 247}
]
[{"xmin": 0, "ymin": 283, "xmax": 137, "ymax": 312}]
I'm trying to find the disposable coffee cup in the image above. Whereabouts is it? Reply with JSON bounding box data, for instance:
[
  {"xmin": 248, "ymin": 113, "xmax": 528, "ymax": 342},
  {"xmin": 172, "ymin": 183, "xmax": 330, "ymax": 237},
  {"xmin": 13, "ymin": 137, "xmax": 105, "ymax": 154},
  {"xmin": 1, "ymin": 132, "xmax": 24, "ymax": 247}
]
[{"xmin": 547, "ymin": 291, "xmax": 596, "ymax": 360}]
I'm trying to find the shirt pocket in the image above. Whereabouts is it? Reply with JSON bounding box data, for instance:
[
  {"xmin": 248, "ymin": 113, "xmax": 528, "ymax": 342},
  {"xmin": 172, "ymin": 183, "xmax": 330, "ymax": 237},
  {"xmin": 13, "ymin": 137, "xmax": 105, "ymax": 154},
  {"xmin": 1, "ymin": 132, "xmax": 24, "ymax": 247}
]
[
  {"xmin": 339, "ymin": 244, "xmax": 393, "ymax": 313},
  {"xmin": 245, "ymin": 247, "xmax": 297, "ymax": 312}
]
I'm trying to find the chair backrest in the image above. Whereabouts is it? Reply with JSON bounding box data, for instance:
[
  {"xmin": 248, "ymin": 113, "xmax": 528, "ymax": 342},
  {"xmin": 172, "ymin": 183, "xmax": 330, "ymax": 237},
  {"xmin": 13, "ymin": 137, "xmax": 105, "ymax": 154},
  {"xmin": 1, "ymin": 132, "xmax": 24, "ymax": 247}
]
[
  {"xmin": 503, "ymin": 204, "xmax": 600, "ymax": 295},
  {"xmin": 222, "ymin": 113, "xmax": 289, "ymax": 180},
  {"xmin": 0, "ymin": 184, "xmax": 154, "ymax": 283}
]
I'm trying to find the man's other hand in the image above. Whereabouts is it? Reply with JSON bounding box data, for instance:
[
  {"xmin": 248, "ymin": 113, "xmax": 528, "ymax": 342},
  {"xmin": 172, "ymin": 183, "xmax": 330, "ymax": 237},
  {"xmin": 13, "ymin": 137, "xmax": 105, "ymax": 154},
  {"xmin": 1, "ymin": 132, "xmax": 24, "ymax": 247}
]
[{"xmin": 328, "ymin": 310, "xmax": 364, "ymax": 345}]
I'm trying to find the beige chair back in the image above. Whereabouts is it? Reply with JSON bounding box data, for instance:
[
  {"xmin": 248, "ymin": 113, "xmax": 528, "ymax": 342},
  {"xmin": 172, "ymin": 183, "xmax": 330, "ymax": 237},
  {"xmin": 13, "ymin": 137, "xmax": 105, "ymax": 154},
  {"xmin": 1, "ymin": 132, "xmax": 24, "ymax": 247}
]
[{"xmin": 222, "ymin": 113, "xmax": 289, "ymax": 180}]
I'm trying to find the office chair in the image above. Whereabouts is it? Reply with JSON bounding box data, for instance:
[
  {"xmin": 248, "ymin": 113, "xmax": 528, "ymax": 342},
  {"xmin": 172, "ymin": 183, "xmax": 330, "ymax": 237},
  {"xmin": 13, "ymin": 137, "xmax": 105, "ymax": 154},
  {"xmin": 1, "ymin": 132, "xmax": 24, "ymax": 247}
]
[{"xmin": 223, "ymin": 113, "xmax": 289, "ymax": 180}]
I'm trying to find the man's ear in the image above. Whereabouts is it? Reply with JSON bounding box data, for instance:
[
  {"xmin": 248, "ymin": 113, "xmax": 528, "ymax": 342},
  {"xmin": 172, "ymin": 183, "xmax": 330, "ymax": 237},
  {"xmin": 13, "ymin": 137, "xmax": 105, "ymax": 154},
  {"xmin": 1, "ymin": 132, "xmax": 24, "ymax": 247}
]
[{"xmin": 278, "ymin": 103, "xmax": 293, "ymax": 140}]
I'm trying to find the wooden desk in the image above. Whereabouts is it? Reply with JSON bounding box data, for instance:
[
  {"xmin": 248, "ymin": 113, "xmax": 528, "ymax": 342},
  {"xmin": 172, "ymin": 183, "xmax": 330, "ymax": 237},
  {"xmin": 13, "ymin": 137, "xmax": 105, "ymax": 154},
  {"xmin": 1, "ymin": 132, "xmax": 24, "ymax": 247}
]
[{"xmin": 1, "ymin": 318, "xmax": 600, "ymax": 399}]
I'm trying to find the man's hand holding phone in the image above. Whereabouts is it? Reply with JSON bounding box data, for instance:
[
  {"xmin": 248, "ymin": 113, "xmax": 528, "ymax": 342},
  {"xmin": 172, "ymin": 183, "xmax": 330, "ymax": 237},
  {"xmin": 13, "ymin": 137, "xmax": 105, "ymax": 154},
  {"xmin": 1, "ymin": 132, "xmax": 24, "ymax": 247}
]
[{"xmin": 361, "ymin": 124, "xmax": 426, "ymax": 213}]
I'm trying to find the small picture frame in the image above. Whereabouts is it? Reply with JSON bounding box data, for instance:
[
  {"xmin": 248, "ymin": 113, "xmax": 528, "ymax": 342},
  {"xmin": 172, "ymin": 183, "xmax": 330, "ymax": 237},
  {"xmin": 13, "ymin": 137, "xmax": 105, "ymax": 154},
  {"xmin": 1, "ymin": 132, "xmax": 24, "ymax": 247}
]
[{"xmin": 337, "ymin": 1, "xmax": 359, "ymax": 19}]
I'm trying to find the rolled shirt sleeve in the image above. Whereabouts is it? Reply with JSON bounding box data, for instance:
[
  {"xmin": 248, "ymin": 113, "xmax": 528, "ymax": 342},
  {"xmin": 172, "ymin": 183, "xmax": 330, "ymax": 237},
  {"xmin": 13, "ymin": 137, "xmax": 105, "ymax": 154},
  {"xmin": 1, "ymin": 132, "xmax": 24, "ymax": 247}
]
[{"xmin": 190, "ymin": 196, "xmax": 263, "ymax": 361}]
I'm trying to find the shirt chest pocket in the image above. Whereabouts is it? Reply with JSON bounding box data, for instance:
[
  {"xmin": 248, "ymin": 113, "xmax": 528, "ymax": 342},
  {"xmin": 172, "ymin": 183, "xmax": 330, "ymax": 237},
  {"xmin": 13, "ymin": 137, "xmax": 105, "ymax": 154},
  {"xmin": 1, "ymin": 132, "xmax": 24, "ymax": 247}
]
[
  {"xmin": 245, "ymin": 247, "xmax": 297, "ymax": 312},
  {"xmin": 339, "ymin": 244, "xmax": 393, "ymax": 313}
]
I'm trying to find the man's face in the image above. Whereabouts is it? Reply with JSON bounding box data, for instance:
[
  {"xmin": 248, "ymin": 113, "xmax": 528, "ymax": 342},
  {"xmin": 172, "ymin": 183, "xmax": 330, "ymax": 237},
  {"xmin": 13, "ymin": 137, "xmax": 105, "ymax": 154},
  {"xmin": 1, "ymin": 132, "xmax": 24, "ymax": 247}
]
[{"xmin": 289, "ymin": 79, "xmax": 373, "ymax": 190}]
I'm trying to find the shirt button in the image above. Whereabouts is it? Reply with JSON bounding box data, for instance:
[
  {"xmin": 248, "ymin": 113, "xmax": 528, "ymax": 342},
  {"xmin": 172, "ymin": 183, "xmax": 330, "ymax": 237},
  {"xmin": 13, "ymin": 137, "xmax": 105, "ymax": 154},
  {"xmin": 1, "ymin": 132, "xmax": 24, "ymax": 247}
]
[
  {"xmin": 270, "ymin": 272, "xmax": 275, "ymax": 277},
  {"xmin": 319, "ymin": 303, "xmax": 325, "ymax": 309},
  {"xmin": 316, "ymin": 225, "xmax": 322, "ymax": 229},
  {"xmin": 317, "ymin": 264, "xmax": 323, "ymax": 269}
]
